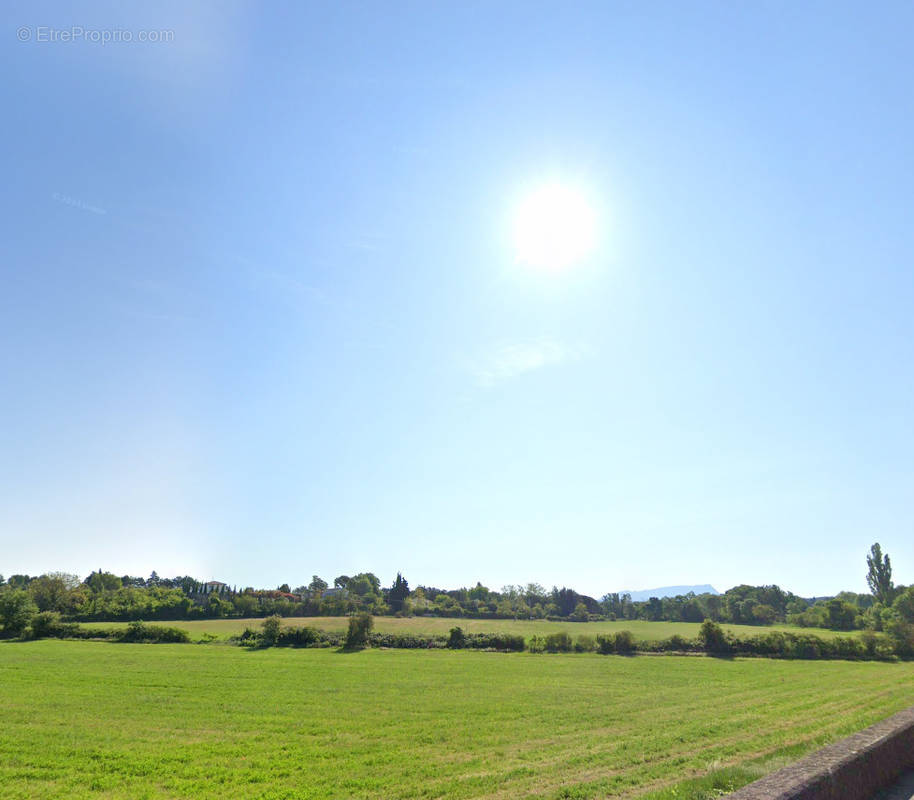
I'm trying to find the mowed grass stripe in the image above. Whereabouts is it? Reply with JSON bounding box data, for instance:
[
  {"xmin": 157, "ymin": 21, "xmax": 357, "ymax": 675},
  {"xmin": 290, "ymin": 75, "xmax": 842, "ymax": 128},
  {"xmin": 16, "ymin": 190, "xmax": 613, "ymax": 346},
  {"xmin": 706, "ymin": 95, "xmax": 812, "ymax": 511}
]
[{"xmin": 1, "ymin": 642, "xmax": 912, "ymax": 799}]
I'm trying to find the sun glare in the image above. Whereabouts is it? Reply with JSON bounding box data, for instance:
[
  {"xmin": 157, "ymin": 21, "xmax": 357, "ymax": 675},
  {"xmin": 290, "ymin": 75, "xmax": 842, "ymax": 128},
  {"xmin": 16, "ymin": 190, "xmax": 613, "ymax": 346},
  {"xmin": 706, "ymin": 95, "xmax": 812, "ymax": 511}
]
[{"xmin": 512, "ymin": 182, "xmax": 597, "ymax": 272}]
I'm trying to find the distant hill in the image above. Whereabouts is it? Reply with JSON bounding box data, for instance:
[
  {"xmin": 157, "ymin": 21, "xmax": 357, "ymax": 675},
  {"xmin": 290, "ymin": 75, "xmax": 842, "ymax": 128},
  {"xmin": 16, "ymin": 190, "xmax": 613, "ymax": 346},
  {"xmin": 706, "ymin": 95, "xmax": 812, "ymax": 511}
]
[{"xmin": 619, "ymin": 585, "xmax": 719, "ymax": 602}]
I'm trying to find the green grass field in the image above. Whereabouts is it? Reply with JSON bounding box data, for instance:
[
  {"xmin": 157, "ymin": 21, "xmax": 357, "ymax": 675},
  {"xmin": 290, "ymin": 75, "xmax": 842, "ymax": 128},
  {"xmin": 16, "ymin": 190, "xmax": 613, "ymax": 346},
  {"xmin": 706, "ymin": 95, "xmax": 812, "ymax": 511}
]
[
  {"xmin": 2, "ymin": 640, "xmax": 912, "ymax": 799},
  {"xmin": 79, "ymin": 615, "xmax": 855, "ymax": 643}
]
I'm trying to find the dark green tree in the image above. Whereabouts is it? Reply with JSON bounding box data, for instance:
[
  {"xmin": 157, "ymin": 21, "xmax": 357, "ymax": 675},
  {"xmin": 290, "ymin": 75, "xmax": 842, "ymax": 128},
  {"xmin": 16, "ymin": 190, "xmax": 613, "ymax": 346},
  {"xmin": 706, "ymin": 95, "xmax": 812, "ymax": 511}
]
[
  {"xmin": 866, "ymin": 543, "xmax": 895, "ymax": 605},
  {"xmin": 345, "ymin": 612, "xmax": 373, "ymax": 648},
  {"xmin": 468, "ymin": 582, "xmax": 490, "ymax": 601},
  {"xmin": 354, "ymin": 573, "xmax": 381, "ymax": 594},
  {"xmin": 348, "ymin": 575, "xmax": 377, "ymax": 598},
  {"xmin": 85, "ymin": 571, "xmax": 122, "ymax": 593},
  {"xmin": 28, "ymin": 573, "xmax": 79, "ymax": 612},
  {"xmin": 645, "ymin": 596, "xmax": 663, "ymax": 621},
  {"xmin": 388, "ymin": 572, "xmax": 410, "ymax": 613},
  {"xmin": 447, "ymin": 626, "xmax": 466, "ymax": 648},
  {"xmin": 551, "ymin": 587, "xmax": 580, "ymax": 617},
  {"xmin": 206, "ymin": 594, "xmax": 228, "ymax": 618},
  {"xmin": 825, "ymin": 598, "xmax": 858, "ymax": 631},
  {"xmin": 698, "ymin": 619, "xmax": 729, "ymax": 653},
  {"xmin": 0, "ymin": 590, "xmax": 38, "ymax": 637},
  {"xmin": 892, "ymin": 587, "xmax": 914, "ymax": 624}
]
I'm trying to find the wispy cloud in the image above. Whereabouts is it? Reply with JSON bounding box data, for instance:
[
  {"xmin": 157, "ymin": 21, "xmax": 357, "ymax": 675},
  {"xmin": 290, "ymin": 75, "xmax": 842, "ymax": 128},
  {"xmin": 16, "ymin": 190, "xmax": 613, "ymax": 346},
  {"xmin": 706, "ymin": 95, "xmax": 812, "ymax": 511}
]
[
  {"xmin": 228, "ymin": 253, "xmax": 331, "ymax": 308},
  {"xmin": 468, "ymin": 338, "xmax": 584, "ymax": 388},
  {"xmin": 252, "ymin": 267, "xmax": 329, "ymax": 306},
  {"xmin": 344, "ymin": 234, "xmax": 389, "ymax": 253}
]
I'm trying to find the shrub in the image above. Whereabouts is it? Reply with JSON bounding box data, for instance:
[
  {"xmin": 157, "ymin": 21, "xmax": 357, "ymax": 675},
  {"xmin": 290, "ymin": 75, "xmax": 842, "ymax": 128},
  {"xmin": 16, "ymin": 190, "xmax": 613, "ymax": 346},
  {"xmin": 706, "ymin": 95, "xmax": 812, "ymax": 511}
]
[
  {"xmin": 790, "ymin": 635, "xmax": 822, "ymax": 660},
  {"xmin": 788, "ymin": 633, "xmax": 809, "ymax": 655},
  {"xmin": 447, "ymin": 626, "xmax": 466, "ymax": 649},
  {"xmin": 572, "ymin": 602, "xmax": 589, "ymax": 621},
  {"xmin": 462, "ymin": 632, "xmax": 525, "ymax": 651},
  {"xmin": 831, "ymin": 636, "xmax": 865, "ymax": 660},
  {"xmin": 663, "ymin": 634, "xmax": 690, "ymax": 652},
  {"xmin": 544, "ymin": 632, "xmax": 573, "ymax": 653},
  {"xmin": 574, "ymin": 634, "xmax": 596, "ymax": 653},
  {"xmin": 860, "ymin": 629, "xmax": 878, "ymax": 657},
  {"xmin": 118, "ymin": 621, "xmax": 190, "ymax": 643},
  {"xmin": 261, "ymin": 615, "xmax": 282, "ymax": 646},
  {"xmin": 345, "ymin": 613, "xmax": 374, "ymax": 648},
  {"xmin": 71, "ymin": 626, "xmax": 119, "ymax": 640},
  {"xmin": 741, "ymin": 632, "xmax": 786, "ymax": 656},
  {"xmin": 236, "ymin": 624, "xmax": 334, "ymax": 648},
  {"xmin": 593, "ymin": 632, "xmax": 638, "ymax": 655},
  {"xmin": 698, "ymin": 619, "xmax": 729, "ymax": 653},
  {"xmin": 886, "ymin": 620, "xmax": 914, "ymax": 658},
  {"xmin": 278, "ymin": 626, "xmax": 323, "ymax": 647},
  {"xmin": 497, "ymin": 633, "xmax": 525, "ymax": 651},
  {"xmin": 528, "ymin": 635, "xmax": 546, "ymax": 653},
  {"xmin": 875, "ymin": 637, "xmax": 898, "ymax": 660},
  {"xmin": 239, "ymin": 627, "xmax": 259, "ymax": 645},
  {"xmin": 370, "ymin": 633, "xmax": 442, "ymax": 649},
  {"xmin": 613, "ymin": 630, "xmax": 635, "ymax": 654},
  {"xmin": 27, "ymin": 611, "xmax": 77, "ymax": 639}
]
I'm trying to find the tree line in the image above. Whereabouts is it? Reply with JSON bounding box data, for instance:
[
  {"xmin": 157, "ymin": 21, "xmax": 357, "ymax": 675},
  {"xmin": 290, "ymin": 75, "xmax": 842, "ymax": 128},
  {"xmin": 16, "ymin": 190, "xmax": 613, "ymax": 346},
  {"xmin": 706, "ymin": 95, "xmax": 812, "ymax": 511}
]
[{"xmin": 2, "ymin": 544, "xmax": 911, "ymax": 642}]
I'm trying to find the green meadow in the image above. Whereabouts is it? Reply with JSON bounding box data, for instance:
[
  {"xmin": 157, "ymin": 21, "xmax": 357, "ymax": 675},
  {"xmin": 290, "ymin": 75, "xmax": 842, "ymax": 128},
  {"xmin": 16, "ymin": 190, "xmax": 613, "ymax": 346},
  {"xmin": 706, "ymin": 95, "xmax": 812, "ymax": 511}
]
[
  {"xmin": 2, "ymin": 640, "xmax": 912, "ymax": 799},
  {"xmin": 79, "ymin": 615, "xmax": 854, "ymax": 643}
]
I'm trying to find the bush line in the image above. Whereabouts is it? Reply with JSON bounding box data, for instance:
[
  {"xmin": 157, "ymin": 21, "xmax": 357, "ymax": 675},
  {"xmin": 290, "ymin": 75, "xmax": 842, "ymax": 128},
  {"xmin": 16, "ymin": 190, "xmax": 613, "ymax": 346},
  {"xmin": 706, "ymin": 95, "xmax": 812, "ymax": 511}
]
[{"xmin": 7, "ymin": 616, "xmax": 906, "ymax": 660}]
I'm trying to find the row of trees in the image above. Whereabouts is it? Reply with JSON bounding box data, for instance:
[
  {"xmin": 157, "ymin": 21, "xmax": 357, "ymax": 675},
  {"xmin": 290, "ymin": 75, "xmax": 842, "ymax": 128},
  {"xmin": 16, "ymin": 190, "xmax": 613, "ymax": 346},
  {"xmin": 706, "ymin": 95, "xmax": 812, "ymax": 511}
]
[{"xmin": 1, "ymin": 544, "xmax": 908, "ymax": 634}]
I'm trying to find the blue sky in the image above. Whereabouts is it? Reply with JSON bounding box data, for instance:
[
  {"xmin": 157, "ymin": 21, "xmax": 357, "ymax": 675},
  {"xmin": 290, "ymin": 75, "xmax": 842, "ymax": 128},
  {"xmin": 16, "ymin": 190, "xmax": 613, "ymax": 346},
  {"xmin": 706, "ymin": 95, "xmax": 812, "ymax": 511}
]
[{"xmin": 2, "ymin": 1, "xmax": 912, "ymax": 597}]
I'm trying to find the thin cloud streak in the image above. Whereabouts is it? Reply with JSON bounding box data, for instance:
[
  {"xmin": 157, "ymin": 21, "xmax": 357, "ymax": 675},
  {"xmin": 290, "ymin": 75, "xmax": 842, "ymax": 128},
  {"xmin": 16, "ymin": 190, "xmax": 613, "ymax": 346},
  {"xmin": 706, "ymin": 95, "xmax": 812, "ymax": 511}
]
[{"xmin": 469, "ymin": 338, "xmax": 584, "ymax": 388}]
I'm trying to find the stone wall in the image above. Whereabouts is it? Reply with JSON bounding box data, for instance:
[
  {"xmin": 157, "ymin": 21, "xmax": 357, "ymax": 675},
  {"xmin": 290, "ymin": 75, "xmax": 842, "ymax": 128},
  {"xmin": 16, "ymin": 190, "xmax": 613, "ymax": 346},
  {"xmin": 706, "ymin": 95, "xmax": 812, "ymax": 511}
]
[{"xmin": 730, "ymin": 706, "xmax": 914, "ymax": 799}]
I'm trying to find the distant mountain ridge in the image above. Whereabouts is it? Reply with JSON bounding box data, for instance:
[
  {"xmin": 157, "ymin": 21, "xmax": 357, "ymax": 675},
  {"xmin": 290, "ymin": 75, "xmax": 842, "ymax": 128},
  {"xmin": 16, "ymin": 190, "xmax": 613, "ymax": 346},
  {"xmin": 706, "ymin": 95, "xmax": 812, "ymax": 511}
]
[{"xmin": 618, "ymin": 585, "xmax": 719, "ymax": 602}]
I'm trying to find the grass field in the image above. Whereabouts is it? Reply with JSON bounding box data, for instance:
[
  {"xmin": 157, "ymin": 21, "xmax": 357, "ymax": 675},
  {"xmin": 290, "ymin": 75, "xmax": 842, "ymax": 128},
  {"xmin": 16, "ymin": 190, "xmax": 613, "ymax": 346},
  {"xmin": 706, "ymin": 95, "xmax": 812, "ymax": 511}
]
[
  {"xmin": 79, "ymin": 615, "xmax": 856, "ymax": 643},
  {"xmin": 2, "ymin": 640, "xmax": 912, "ymax": 799}
]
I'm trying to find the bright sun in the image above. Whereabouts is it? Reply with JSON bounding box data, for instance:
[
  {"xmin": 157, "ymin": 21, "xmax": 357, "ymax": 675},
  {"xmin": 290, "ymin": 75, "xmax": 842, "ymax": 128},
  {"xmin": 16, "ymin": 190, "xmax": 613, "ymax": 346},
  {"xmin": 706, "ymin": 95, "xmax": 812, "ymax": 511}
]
[{"xmin": 512, "ymin": 182, "xmax": 597, "ymax": 272}]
